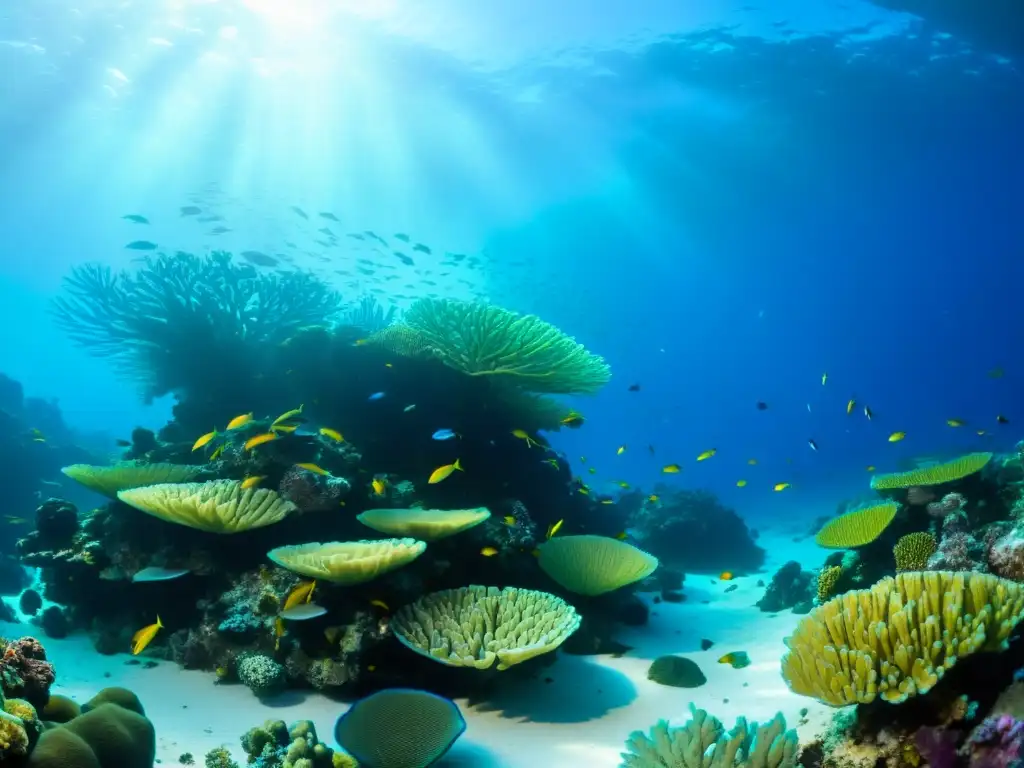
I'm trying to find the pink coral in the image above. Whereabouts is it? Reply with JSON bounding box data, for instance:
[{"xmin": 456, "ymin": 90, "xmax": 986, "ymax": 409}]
[
  {"xmin": 1, "ymin": 636, "xmax": 55, "ymax": 707},
  {"xmin": 277, "ymin": 466, "xmax": 351, "ymax": 511},
  {"xmin": 926, "ymin": 492, "xmax": 967, "ymax": 519},
  {"xmin": 928, "ymin": 511, "xmax": 988, "ymax": 572}
]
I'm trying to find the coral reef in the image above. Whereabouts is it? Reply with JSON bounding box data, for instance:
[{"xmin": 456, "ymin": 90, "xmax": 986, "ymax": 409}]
[
  {"xmin": 757, "ymin": 561, "xmax": 814, "ymax": 613},
  {"xmin": 624, "ymin": 488, "xmax": 764, "ymax": 574},
  {"xmin": 0, "ymin": 637, "xmax": 55, "ymax": 709}
]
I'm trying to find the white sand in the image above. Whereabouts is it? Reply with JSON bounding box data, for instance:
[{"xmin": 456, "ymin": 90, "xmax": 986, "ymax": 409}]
[{"xmin": 1, "ymin": 531, "xmax": 835, "ymax": 767}]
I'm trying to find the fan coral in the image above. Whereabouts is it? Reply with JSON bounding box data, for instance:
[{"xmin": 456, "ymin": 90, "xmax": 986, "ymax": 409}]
[
  {"xmin": 621, "ymin": 704, "xmax": 797, "ymax": 768},
  {"xmin": 391, "ymin": 585, "xmax": 581, "ymax": 670},
  {"xmin": 782, "ymin": 571, "xmax": 1024, "ymax": 706},
  {"xmin": 50, "ymin": 251, "xmax": 343, "ymax": 399},
  {"xmin": 893, "ymin": 532, "xmax": 938, "ymax": 572},
  {"xmin": 370, "ymin": 297, "xmax": 611, "ymax": 395},
  {"xmin": 814, "ymin": 502, "xmax": 899, "ymax": 548}
]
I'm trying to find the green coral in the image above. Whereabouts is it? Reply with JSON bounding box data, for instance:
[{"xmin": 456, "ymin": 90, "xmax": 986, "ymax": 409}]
[
  {"xmin": 205, "ymin": 746, "xmax": 241, "ymax": 768},
  {"xmin": 369, "ymin": 297, "xmax": 611, "ymax": 394},
  {"xmin": 893, "ymin": 532, "xmax": 937, "ymax": 572},
  {"xmin": 621, "ymin": 704, "xmax": 797, "ymax": 768},
  {"xmin": 240, "ymin": 718, "xmax": 337, "ymax": 768},
  {"xmin": 870, "ymin": 452, "xmax": 993, "ymax": 490}
]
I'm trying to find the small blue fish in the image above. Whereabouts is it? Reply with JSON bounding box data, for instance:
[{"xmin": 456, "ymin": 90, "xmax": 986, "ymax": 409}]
[
  {"xmin": 432, "ymin": 429, "xmax": 457, "ymax": 441},
  {"xmin": 368, "ymin": 392, "xmax": 386, "ymax": 401}
]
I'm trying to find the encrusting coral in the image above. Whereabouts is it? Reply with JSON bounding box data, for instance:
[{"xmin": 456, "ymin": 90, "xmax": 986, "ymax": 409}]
[
  {"xmin": 536, "ymin": 534, "xmax": 659, "ymax": 596},
  {"xmin": 781, "ymin": 571, "xmax": 1024, "ymax": 706},
  {"xmin": 391, "ymin": 585, "xmax": 581, "ymax": 670},
  {"xmin": 814, "ymin": 502, "xmax": 899, "ymax": 549},
  {"xmin": 118, "ymin": 479, "xmax": 298, "ymax": 533},
  {"xmin": 620, "ymin": 703, "xmax": 798, "ymax": 768}
]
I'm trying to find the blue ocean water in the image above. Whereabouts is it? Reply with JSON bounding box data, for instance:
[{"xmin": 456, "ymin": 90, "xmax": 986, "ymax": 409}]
[{"xmin": 0, "ymin": 1, "xmax": 1022, "ymax": 763}]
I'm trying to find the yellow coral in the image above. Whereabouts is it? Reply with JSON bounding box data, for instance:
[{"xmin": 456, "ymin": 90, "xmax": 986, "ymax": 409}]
[
  {"xmin": 370, "ymin": 297, "xmax": 611, "ymax": 395},
  {"xmin": 356, "ymin": 507, "xmax": 491, "ymax": 542},
  {"xmin": 781, "ymin": 571, "xmax": 1024, "ymax": 706},
  {"xmin": 0, "ymin": 711, "xmax": 29, "ymax": 759},
  {"xmin": 814, "ymin": 502, "xmax": 898, "ymax": 549},
  {"xmin": 870, "ymin": 452, "xmax": 993, "ymax": 490},
  {"xmin": 537, "ymin": 535, "xmax": 659, "ymax": 596},
  {"xmin": 267, "ymin": 539, "xmax": 426, "ymax": 585},
  {"xmin": 61, "ymin": 462, "xmax": 204, "ymax": 499},
  {"xmin": 816, "ymin": 565, "xmax": 843, "ymax": 602},
  {"xmin": 118, "ymin": 480, "xmax": 296, "ymax": 533},
  {"xmin": 893, "ymin": 532, "xmax": 937, "ymax": 572}
]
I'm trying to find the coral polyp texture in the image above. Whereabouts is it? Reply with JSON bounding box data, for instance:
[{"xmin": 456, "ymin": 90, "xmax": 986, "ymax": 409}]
[
  {"xmin": 390, "ymin": 585, "xmax": 581, "ymax": 670},
  {"xmin": 815, "ymin": 565, "xmax": 843, "ymax": 603},
  {"xmin": 620, "ymin": 704, "xmax": 798, "ymax": 768},
  {"xmin": 369, "ymin": 296, "xmax": 612, "ymax": 395},
  {"xmin": 61, "ymin": 462, "xmax": 205, "ymax": 498},
  {"xmin": 266, "ymin": 539, "xmax": 427, "ymax": 584},
  {"xmin": 869, "ymin": 452, "xmax": 993, "ymax": 490},
  {"xmin": 814, "ymin": 502, "xmax": 899, "ymax": 549},
  {"xmin": 781, "ymin": 570, "xmax": 1024, "ymax": 706},
  {"xmin": 893, "ymin": 531, "xmax": 938, "ymax": 572},
  {"xmin": 117, "ymin": 480, "xmax": 297, "ymax": 533},
  {"xmin": 356, "ymin": 506, "xmax": 491, "ymax": 541},
  {"xmin": 537, "ymin": 534, "xmax": 659, "ymax": 596}
]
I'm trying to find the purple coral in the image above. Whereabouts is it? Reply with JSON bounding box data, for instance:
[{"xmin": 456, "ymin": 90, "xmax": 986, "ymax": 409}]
[
  {"xmin": 928, "ymin": 511, "xmax": 988, "ymax": 572},
  {"xmin": 966, "ymin": 714, "xmax": 1024, "ymax": 768},
  {"xmin": 278, "ymin": 466, "xmax": 350, "ymax": 511},
  {"xmin": 927, "ymin": 493, "xmax": 968, "ymax": 519}
]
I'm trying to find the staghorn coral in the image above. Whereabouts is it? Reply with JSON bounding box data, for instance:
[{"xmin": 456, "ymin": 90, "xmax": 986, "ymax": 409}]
[
  {"xmin": 51, "ymin": 251, "xmax": 343, "ymax": 400},
  {"xmin": 870, "ymin": 452, "xmax": 993, "ymax": 490},
  {"xmin": 814, "ymin": 502, "xmax": 899, "ymax": 548},
  {"xmin": 894, "ymin": 532, "xmax": 938, "ymax": 572},
  {"xmin": 621, "ymin": 704, "xmax": 798, "ymax": 768},
  {"xmin": 369, "ymin": 297, "xmax": 611, "ymax": 395},
  {"xmin": 391, "ymin": 585, "xmax": 581, "ymax": 670},
  {"xmin": 781, "ymin": 571, "xmax": 1024, "ymax": 706},
  {"xmin": 536, "ymin": 534, "xmax": 659, "ymax": 596},
  {"xmin": 118, "ymin": 480, "xmax": 297, "ymax": 533}
]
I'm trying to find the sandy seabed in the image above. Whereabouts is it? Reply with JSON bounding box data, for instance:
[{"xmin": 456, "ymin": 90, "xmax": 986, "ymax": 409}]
[{"xmin": 0, "ymin": 530, "xmax": 836, "ymax": 767}]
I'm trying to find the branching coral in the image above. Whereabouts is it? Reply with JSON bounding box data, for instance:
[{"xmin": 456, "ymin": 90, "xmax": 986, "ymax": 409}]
[{"xmin": 50, "ymin": 251, "xmax": 343, "ymax": 399}]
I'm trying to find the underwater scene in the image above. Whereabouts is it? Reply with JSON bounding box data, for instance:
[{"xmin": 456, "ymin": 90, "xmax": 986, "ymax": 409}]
[{"xmin": 1, "ymin": 0, "xmax": 1024, "ymax": 766}]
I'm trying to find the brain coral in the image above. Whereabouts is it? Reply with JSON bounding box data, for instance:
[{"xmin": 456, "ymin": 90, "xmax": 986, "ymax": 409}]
[{"xmin": 782, "ymin": 570, "xmax": 1024, "ymax": 706}]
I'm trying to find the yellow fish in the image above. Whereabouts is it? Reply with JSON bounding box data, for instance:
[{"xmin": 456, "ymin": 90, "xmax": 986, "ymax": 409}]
[
  {"xmin": 272, "ymin": 405, "xmax": 304, "ymax": 427},
  {"xmin": 209, "ymin": 444, "xmax": 226, "ymax": 461},
  {"xmin": 503, "ymin": 515, "xmax": 516, "ymax": 526},
  {"xmin": 662, "ymin": 464, "xmax": 681, "ymax": 474},
  {"xmin": 543, "ymin": 458, "xmax": 559, "ymax": 468},
  {"xmin": 271, "ymin": 423, "xmax": 298, "ymax": 434},
  {"xmin": 588, "ymin": 467, "xmax": 596, "ymax": 474},
  {"xmin": 946, "ymin": 419, "xmax": 964, "ymax": 428},
  {"xmin": 274, "ymin": 616, "xmax": 285, "ymax": 650},
  {"xmin": 616, "ymin": 481, "xmax": 630, "ymax": 489},
  {"xmin": 296, "ymin": 462, "xmax": 329, "ymax": 476},
  {"xmin": 511, "ymin": 429, "xmax": 539, "ymax": 448},
  {"xmin": 240, "ymin": 476, "xmax": 264, "ymax": 490},
  {"xmin": 747, "ymin": 458, "xmax": 757, "ymax": 465},
  {"xmin": 888, "ymin": 431, "xmax": 906, "ymax": 442},
  {"xmin": 369, "ymin": 599, "xmax": 390, "ymax": 612},
  {"xmin": 577, "ymin": 486, "xmax": 590, "ymax": 495},
  {"xmin": 736, "ymin": 480, "xmax": 747, "ymax": 487},
  {"xmin": 428, "ymin": 459, "xmax": 463, "ymax": 484},
  {"xmin": 244, "ymin": 432, "xmax": 278, "ymax": 451},
  {"xmin": 696, "ymin": 449, "xmax": 716, "ymax": 461},
  {"xmin": 226, "ymin": 412, "xmax": 253, "ymax": 430},
  {"xmin": 600, "ymin": 499, "xmax": 614, "ymax": 505},
  {"xmin": 616, "ymin": 445, "xmax": 627, "ymax": 455},
  {"xmin": 131, "ymin": 616, "xmax": 163, "ymax": 655},
  {"xmin": 283, "ymin": 582, "xmax": 316, "ymax": 612},
  {"xmin": 546, "ymin": 519, "xmax": 564, "ymax": 539},
  {"xmin": 560, "ymin": 411, "xmax": 585, "ymax": 427},
  {"xmin": 192, "ymin": 430, "xmax": 217, "ymax": 451},
  {"xmin": 773, "ymin": 482, "xmax": 790, "ymax": 492},
  {"xmin": 480, "ymin": 546, "xmax": 499, "ymax": 557},
  {"xmin": 846, "ymin": 399, "xmax": 855, "ymax": 415},
  {"xmin": 319, "ymin": 427, "xmax": 344, "ymax": 442},
  {"xmin": 647, "ymin": 494, "xmax": 659, "ymax": 503},
  {"xmin": 866, "ymin": 465, "xmax": 876, "ymax": 472},
  {"xmin": 371, "ymin": 478, "xmax": 387, "ymax": 496},
  {"xmin": 719, "ymin": 571, "xmax": 734, "ymax": 581},
  {"xmin": 821, "ymin": 372, "xmax": 827, "ymax": 385}
]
